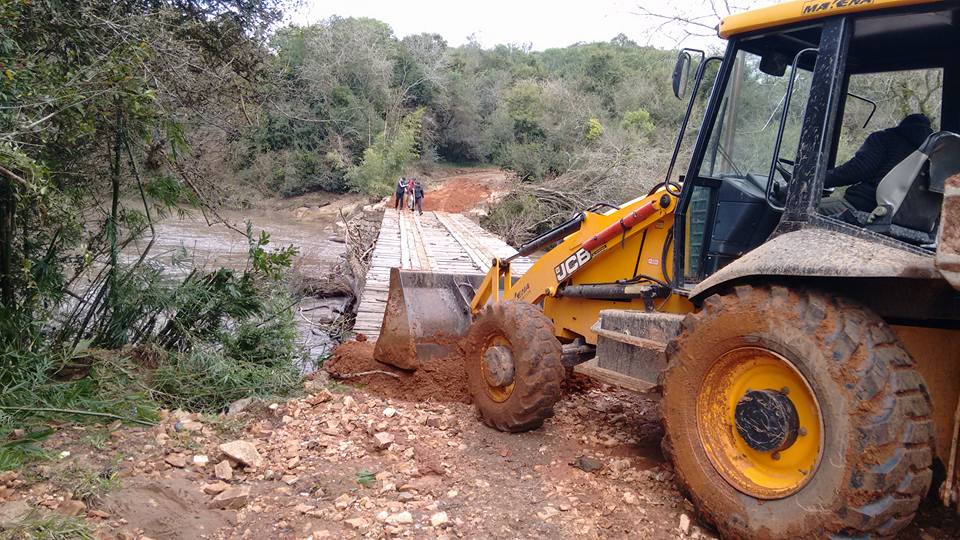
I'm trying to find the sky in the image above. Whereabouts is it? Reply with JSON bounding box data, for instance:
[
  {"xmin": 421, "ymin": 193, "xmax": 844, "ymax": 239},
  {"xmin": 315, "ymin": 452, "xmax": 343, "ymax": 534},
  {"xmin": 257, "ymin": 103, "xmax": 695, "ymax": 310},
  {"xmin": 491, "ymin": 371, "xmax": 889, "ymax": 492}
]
[{"xmin": 290, "ymin": 0, "xmax": 747, "ymax": 51}]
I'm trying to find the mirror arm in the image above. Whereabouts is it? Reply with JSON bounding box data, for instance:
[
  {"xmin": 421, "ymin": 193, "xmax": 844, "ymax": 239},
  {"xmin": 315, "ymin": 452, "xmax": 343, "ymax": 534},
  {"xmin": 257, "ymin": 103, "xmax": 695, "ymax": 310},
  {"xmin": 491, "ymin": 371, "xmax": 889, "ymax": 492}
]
[
  {"xmin": 664, "ymin": 54, "xmax": 721, "ymax": 186},
  {"xmin": 766, "ymin": 47, "xmax": 819, "ymax": 211},
  {"xmin": 847, "ymin": 91, "xmax": 878, "ymax": 129}
]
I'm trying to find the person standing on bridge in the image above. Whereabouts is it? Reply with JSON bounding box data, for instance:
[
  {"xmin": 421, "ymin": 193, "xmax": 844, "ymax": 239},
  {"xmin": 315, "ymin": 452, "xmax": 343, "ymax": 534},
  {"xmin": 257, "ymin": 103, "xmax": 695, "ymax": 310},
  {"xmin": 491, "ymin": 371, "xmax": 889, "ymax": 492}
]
[
  {"xmin": 413, "ymin": 179, "xmax": 425, "ymax": 215},
  {"xmin": 394, "ymin": 176, "xmax": 407, "ymax": 212}
]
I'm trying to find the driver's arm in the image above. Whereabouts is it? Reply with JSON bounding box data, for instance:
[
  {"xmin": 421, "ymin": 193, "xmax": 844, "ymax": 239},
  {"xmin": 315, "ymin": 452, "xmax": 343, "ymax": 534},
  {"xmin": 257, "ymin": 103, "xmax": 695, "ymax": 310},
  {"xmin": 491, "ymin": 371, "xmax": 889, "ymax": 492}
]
[{"xmin": 825, "ymin": 132, "xmax": 887, "ymax": 188}]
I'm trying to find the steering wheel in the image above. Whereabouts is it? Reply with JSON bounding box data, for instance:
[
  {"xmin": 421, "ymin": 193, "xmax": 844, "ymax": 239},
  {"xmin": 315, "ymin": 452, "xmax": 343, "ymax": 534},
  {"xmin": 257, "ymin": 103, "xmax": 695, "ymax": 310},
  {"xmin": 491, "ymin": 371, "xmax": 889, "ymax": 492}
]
[{"xmin": 774, "ymin": 157, "xmax": 794, "ymax": 182}]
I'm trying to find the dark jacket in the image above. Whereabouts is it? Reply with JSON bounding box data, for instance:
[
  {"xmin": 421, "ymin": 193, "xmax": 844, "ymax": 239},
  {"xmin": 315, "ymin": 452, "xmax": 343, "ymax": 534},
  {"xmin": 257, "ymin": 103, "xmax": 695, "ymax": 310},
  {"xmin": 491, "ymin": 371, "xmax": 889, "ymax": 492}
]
[
  {"xmin": 413, "ymin": 183, "xmax": 424, "ymax": 200},
  {"xmin": 825, "ymin": 114, "xmax": 933, "ymax": 212}
]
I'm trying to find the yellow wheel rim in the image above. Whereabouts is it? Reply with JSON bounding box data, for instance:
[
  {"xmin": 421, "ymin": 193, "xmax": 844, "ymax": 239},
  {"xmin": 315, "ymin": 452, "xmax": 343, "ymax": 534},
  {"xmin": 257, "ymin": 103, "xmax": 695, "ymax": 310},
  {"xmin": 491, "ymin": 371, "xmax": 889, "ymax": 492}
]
[
  {"xmin": 696, "ymin": 347, "xmax": 823, "ymax": 499},
  {"xmin": 480, "ymin": 336, "xmax": 515, "ymax": 403}
]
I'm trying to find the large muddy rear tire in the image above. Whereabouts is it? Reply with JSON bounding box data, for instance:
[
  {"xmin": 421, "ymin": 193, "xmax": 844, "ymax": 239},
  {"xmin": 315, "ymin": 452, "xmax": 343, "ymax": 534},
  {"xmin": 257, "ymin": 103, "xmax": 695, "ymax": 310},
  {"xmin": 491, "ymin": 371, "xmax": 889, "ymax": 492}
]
[
  {"xmin": 662, "ymin": 285, "xmax": 933, "ymax": 538},
  {"xmin": 465, "ymin": 301, "xmax": 564, "ymax": 432}
]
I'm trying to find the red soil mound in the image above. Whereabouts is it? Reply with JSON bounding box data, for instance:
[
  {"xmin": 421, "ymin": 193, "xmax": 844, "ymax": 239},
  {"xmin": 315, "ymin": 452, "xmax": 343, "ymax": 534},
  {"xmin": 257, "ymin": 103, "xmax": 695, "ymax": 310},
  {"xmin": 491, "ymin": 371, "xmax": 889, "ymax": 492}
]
[{"xmin": 325, "ymin": 340, "xmax": 471, "ymax": 404}]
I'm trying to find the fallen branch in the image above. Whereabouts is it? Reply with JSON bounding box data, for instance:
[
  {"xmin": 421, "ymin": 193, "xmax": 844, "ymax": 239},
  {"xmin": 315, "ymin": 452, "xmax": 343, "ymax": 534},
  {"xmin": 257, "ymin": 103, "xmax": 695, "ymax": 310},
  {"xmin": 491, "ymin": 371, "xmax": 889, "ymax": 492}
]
[{"xmin": 331, "ymin": 370, "xmax": 401, "ymax": 379}]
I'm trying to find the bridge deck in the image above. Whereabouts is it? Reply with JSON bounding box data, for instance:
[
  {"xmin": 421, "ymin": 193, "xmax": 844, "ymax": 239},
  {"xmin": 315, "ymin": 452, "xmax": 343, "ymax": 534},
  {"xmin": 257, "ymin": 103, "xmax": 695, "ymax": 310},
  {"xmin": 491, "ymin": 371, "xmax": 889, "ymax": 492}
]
[{"xmin": 353, "ymin": 210, "xmax": 534, "ymax": 340}]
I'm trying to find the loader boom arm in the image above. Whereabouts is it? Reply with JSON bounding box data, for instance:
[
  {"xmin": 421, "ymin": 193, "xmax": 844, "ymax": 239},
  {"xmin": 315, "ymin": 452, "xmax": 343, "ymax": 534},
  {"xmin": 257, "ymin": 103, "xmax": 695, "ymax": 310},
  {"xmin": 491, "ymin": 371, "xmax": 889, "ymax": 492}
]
[{"xmin": 470, "ymin": 189, "xmax": 677, "ymax": 312}]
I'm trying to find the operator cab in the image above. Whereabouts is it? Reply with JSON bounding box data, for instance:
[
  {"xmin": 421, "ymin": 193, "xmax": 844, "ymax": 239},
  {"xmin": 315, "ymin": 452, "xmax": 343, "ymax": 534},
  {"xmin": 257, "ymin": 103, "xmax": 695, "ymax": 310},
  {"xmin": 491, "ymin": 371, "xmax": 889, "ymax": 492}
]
[{"xmin": 673, "ymin": 3, "xmax": 960, "ymax": 286}]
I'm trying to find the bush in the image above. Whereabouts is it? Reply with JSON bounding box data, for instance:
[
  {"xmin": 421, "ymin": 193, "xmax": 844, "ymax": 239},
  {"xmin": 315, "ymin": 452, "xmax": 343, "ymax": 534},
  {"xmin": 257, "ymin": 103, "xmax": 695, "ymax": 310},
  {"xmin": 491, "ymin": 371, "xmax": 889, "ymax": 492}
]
[
  {"xmin": 497, "ymin": 142, "xmax": 549, "ymax": 180},
  {"xmin": 584, "ymin": 118, "xmax": 604, "ymax": 142},
  {"xmin": 483, "ymin": 193, "xmax": 550, "ymax": 246},
  {"xmin": 346, "ymin": 109, "xmax": 425, "ymax": 196},
  {"xmin": 0, "ymin": 227, "xmax": 304, "ymax": 462},
  {"xmin": 151, "ymin": 349, "xmax": 301, "ymax": 412}
]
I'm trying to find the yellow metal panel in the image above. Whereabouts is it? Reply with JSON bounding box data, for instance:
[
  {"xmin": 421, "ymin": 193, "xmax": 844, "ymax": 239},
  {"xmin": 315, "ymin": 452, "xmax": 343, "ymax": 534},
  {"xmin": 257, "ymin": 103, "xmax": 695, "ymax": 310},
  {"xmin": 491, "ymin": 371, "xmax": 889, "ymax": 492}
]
[
  {"xmin": 544, "ymin": 294, "xmax": 693, "ymax": 345},
  {"xmin": 892, "ymin": 325, "xmax": 960, "ymax": 461},
  {"xmin": 719, "ymin": 0, "xmax": 943, "ymax": 38}
]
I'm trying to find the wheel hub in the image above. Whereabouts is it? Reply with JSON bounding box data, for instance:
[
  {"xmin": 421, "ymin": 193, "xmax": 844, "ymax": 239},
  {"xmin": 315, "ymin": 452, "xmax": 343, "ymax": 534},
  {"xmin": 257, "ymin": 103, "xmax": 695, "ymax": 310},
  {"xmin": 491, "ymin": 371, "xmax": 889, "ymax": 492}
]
[
  {"xmin": 483, "ymin": 346, "xmax": 515, "ymax": 387},
  {"xmin": 734, "ymin": 389, "xmax": 800, "ymax": 453},
  {"xmin": 696, "ymin": 347, "xmax": 823, "ymax": 499}
]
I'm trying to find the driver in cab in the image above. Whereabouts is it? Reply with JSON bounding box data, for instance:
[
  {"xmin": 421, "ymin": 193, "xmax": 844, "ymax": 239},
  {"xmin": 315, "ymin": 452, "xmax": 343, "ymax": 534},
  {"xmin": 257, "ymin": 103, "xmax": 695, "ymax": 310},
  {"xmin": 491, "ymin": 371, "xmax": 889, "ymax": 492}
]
[{"xmin": 822, "ymin": 113, "xmax": 933, "ymax": 213}]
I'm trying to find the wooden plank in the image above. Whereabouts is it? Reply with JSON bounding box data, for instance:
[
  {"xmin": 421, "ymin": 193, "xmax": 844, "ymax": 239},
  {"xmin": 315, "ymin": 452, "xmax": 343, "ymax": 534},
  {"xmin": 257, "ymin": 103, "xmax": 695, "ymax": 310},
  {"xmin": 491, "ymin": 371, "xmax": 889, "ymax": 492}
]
[
  {"xmin": 573, "ymin": 358, "xmax": 656, "ymax": 393},
  {"xmin": 353, "ymin": 210, "xmax": 543, "ymax": 340}
]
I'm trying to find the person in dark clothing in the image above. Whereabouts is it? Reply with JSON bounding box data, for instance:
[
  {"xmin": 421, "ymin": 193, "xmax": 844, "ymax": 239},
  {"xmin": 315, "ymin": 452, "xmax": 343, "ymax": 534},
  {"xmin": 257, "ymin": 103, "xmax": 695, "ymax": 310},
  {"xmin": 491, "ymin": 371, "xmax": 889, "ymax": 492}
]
[
  {"xmin": 413, "ymin": 180, "xmax": 425, "ymax": 215},
  {"xmin": 824, "ymin": 113, "xmax": 933, "ymax": 212},
  {"xmin": 394, "ymin": 177, "xmax": 407, "ymax": 211}
]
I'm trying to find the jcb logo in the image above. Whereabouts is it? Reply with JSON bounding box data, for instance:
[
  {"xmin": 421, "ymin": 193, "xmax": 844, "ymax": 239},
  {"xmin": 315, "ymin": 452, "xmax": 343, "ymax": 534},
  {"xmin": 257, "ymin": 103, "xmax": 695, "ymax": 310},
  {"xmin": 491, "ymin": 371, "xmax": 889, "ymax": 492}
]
[{"xmin": 554, "ymin": 249, "xmax": 592, "ymax": 282}]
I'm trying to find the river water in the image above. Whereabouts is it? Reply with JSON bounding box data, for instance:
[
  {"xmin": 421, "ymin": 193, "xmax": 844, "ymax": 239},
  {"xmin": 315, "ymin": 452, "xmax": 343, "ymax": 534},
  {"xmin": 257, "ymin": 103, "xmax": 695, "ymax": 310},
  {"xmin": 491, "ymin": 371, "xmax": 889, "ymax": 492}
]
[{"xmin": 123, "ymin": 206, "xmax": 353, "ymax": 369}]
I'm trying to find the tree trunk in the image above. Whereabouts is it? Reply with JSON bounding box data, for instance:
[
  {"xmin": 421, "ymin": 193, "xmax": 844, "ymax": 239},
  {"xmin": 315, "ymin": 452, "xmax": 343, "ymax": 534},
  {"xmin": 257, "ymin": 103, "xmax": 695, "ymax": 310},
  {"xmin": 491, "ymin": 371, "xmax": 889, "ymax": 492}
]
[{"xmin": 0, "ymin": 176, "xmax": 14, "ymax": 309}]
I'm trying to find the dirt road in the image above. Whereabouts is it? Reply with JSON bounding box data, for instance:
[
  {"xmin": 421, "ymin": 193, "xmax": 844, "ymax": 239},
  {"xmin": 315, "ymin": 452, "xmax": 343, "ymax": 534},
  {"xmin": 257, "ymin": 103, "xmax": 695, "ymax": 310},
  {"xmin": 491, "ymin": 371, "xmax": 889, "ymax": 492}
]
[{"xmin": 7, "ymin": 343, "xmax": 958, "ymax": 539}]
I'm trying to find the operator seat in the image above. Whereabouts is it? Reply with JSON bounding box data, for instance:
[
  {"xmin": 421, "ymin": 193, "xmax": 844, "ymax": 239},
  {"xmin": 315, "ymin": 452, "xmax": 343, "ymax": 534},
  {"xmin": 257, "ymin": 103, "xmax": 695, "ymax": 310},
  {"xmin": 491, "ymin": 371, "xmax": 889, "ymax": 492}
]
[{"xmin": 846, "ymin": 131, "xmax": 960, "ymax": 245}]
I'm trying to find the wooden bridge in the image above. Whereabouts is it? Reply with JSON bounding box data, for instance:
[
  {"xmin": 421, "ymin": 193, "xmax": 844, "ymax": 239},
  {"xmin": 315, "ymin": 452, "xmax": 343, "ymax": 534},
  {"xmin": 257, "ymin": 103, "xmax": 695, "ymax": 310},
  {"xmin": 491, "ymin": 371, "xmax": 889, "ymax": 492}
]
[{"xmin": 352, "ymin": 210, "xmax": 534, "ymax": 340}]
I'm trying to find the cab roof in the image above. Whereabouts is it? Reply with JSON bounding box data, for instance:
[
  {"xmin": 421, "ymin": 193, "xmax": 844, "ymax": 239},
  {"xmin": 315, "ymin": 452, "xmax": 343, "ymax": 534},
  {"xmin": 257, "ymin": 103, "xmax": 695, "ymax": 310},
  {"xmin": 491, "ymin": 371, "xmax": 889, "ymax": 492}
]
[{"xmin": 719, "ymin": 0, "xmax": 943, "ymax": 38}]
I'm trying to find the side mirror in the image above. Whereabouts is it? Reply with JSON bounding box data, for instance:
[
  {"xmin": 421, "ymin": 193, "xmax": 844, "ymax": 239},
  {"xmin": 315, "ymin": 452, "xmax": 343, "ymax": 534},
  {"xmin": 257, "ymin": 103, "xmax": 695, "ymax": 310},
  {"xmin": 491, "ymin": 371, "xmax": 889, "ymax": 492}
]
[
  {"xmin": 672, "ymin": 51, "xmax": 692, "ymax": 99},
  {"xmin": 759, "ymin": 52, "xmax": 788, "ymax": 77}
]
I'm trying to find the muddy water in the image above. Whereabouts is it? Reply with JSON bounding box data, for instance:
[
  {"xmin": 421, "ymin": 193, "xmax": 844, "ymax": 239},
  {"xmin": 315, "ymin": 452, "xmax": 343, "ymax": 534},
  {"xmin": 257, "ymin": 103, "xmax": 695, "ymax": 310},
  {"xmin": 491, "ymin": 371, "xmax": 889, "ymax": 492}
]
[{"xmin": 123, "ymin": 207, "xmax": 352, "ymax": 368}]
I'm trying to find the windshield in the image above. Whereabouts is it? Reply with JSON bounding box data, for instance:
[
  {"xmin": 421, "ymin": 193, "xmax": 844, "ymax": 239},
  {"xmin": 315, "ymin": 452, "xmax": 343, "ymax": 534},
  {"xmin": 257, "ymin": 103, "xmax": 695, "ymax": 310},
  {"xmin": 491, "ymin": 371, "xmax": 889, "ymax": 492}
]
[{"xmin": 698, "ymin": 48, "xmax": 812, "ymax": 180}]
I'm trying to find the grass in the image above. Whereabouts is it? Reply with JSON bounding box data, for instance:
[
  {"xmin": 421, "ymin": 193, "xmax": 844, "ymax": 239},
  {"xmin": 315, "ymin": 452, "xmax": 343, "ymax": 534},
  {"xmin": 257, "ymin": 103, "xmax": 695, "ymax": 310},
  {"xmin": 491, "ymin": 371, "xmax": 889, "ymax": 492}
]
[
  {"xmin": 0, "ymin": 513, "xmax": 94, "ymax": 540},
  {"xmin": 80, "ymin": 429, "xmax": 111, "ymax": 451},
  {"xmin": 356, "ymin": 469, "xmax": 376, "ymax": 488},
  {"xmin": 0, "ymin": 428, "xmax": 54, "ymax": 471},
  {"xmin": 56, "ymin": 464, "xmax": 121, "ymax": 505},
  {"xmin": 202, "ymin": 413, "xmax": 250, "ymax": 438}
]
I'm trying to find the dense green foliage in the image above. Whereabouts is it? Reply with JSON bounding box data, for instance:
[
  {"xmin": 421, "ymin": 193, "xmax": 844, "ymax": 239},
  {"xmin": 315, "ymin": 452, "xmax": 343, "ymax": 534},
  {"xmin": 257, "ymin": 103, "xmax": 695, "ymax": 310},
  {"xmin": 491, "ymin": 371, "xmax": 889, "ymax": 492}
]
[
  {"xmin": 0, "ymin": 0, "xmax": 303, "ymax": 456},
  {"xmin": 237, "ymin": 24, "xmax": 687, "ymax": 197}
]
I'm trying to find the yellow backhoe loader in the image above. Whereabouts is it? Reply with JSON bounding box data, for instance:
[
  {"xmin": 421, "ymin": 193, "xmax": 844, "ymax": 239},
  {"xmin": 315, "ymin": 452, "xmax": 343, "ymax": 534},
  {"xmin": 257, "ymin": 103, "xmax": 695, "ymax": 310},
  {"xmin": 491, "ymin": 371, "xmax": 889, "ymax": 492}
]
[{"xmin": 374, "ymin": 0, "xmax": 960, "ymax": 536}]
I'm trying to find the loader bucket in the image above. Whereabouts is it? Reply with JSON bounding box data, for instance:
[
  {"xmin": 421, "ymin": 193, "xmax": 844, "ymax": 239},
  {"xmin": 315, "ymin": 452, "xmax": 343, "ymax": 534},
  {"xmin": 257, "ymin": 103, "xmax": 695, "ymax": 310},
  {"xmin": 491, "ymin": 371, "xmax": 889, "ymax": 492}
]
[{"xmin": 373, "ymin": 268, "xmax": 486, "ymax": 370}]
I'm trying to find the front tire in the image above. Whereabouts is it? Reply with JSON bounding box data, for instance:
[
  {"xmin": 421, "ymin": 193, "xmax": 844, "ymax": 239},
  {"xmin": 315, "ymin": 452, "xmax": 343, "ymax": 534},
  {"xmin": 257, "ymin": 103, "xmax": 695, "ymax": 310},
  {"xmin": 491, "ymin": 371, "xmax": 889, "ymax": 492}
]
[
  {"xmin": 662, "ymin": 285, "xmax": 933, "ymax": 538},
  {"xmin": 465, "ymin": 301, "xmax": 564, "ymax": 432}
]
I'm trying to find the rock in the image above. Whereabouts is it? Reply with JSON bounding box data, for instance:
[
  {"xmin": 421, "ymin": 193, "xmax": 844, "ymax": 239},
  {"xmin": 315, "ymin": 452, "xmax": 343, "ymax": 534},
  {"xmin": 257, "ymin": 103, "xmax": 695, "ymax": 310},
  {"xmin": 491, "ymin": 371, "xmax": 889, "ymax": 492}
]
[
  {"xmin": 623, "ymin": 492, "xmax": 638, "ymax": 505},
  {"xmin": 55, "ymin": 499, "xmax": 85, "ymax": 517},
  {"xmin": 193, "ymin": 455, "xmax": 209, "ymax": 466},
  {"xmin": 679, "ymin": 513, "xmax": 692, "ymax": 535},
  {"xmin": 304, "ymin": 372, "xmax": 331, "ymax": 393},
  {"xmin": 294, "ymin": 504, "xmax": 315, "ymax": 514},
  {"xmin": 570, "ymin": 455, "xmax": 603, "ymax": 473},
  {"xmin": 372, "ymin": 432, "xmax": 395, "ymax": 450},
  {"xmin": 386, "ymin": 511, "xmax": 413, "ymax": 525},
  {"xmin": 215, "ymin": 460, "xmax": 233, "ymax": 481},
  {"xmin": 537, "ymin": 506, "xmax": 560, "ymax": 520},
  {"xmin": 227, "ymin": 397, "xmax": 257, "ymax": 416},
  {"xmin": 399, "ymin": 475, "xmax": 442, "ymax": 492},
  {"xmin": 164, "ymin": 453, "xmax": 187, "ymax": 468},
  {"xmin": 344, "ymin": 517, "xmax": 369, "ymax": 529},
  {"xmin": 343, "ymin": 396, "xmax": 357, "ymax": 409},
  {"xmin": 382, "ymin": 407, "xmax": 397, "ymax": 418},
  {"xmin": 208, "ymin": 485, "xmax": 251, "ymax": 510},
  {"xmin": 202, "ymin": 482, "xmax": 230, "ymax": 495},
  {"xmin": 305, "ymin": 391, "xmax": 333, "ymax": 406},
  {"xmin": 179, "ymin": 420, "xmax": 204, "ymax": 432},
  {"xmin": 430, "ymin": 511, "xmax": 449, "ymax": 527},
  {"xmin": 334, "ymin": 494, "xmax": 354, "ymax": 510},
  {"xmin": 0, "ymin": 500, "xmax": 32, "ymax": 528},
  {"xmin": 219, "ymin": 440, "xmax": 263, "ymax": 468},
  {"xmin": 610, "ymin": 458, "xmax": 631, "ymax": 475}
]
